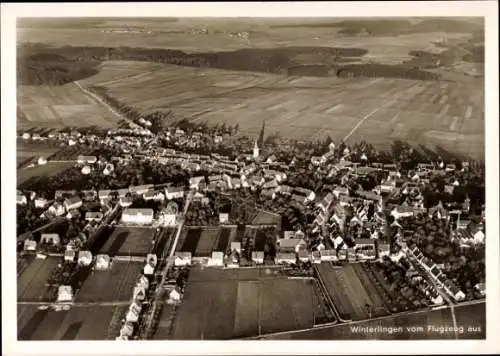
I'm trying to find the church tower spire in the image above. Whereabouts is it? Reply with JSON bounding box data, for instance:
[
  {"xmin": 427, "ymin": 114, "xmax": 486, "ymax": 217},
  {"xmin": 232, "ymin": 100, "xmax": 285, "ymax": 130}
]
[{"xmin": 253, "ymin": 138, "xmax": 259, "ymax": 158}]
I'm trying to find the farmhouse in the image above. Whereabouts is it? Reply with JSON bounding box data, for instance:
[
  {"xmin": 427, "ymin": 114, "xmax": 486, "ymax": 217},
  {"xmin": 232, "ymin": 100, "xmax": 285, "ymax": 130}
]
[
  {"xmin": 355, "ymin": 238, "xmax": 375, "ymax": 249},
  {"xmin": 16, "ymin": 194, "xmax": 27, "ymax": 205},
  {"xmin": 85, "ymin": 212, "xmax": 103, "ymax": 222},
  {"xmin": 275, "ymin": 252, "xmax": 297, "ymax": 265},
  {"xmin": 95, "ymin": 254, "xmax": 111, "ymax": 270},
  {"xmin": 57, "ymin": 285, "xmax": 74, "ymax": 302},
  {"xmin": 120, "ymin": 323, "xmax": 134, "ymax": 338},
  {"xmin": 77, "ymin": 155, "xmax": 98, "ymax": 164},
  {"xmin": 311, "ymin": 250, "xmax": 322, "ymax": 264},
  {"xmin": 219, "ymin": 213, "xmax": 229, "ymax": 224},
  {"xmin": 209, "ymin": 251, "xmax": 224, "ymax": 266},
  {"xmin": 293, "ymin": 187, "xmax": 316, "ymax": 202},
  {"xmin": 126, "ymin": 307, "xmax": 140, "ymax": 323},
  {"xmin": 40, "ymin": 233, "xmax": 60, "ymax": 245},
  {"xmin": 174, "ymin": 252, "xmax": 192, "ymax": 266},
  {"xmin": 34, "ymin": 197, "xmax": 48, "ymax": 208},
  {"xmin": 64, "ymin": 249, "xmax": 76, "ymax": 262},
  {"xmin": 251, "ymin": 251, "xmax": 264, "ymax": 264},
  {"xmin": 24, "ymin": 239, "xmax": 37, "ymax": 251},
  {"xmin": 120, "ymin": 196, "xmax": 133, "ymax": 208},
  {"xmin": 133, "ymin": 286, "xmax": 146, "ymax": 301},
  {"xmin": 143, "ymin": 262, "xmax": 155, "ymax": 276},
  {"xmin": 474, "ymin": 282, "xmax": 486, "ymax": 297},
  {"xmin": 230, "ymin": 242, "xmax": 241, "ymax": 254},
  {"xmin": 129, "ymin": 184, "xmax": 153, "ymax": 196},
  {"xmin": 378, "ymin": 243, "xmax": 391, "ymax": 257},
  {"xmin": 98, "ymin": 189, "xmax": 112, "ymax": 201},
  {"xmin": 64, "ymin": 197, "xmax": 82, "ymax": 211},
  {"xmin": 320, "ymin": 249, "xmax": 337, "ymax": 262},
  {"xmin": 160, "ymin": 212, "xmax": 177, "ymax": 227},
  {"xmin": 78, "ymin": 251, "xmax": 93, "ymax": 266},
  {"xmin": 317, "ymin": 192, "xmax": 334, "ymax": 213},
  {"xmin": 165, "ymin": 186, "xmax": 184, "ymax": 200},
  {"xmin": 121, "ymin": 208, "xmax": 154, "ymax": 225},
  {"xmin": 333, "ymin": 186, "xmax": 349, "ymax": 197},
  {"xmin": 391, "ymin": 206, "xmax": 415, "ymax": 220},
  {"xmin": 298, "ymin": 250, "xmax": 310, "ymax": 262},
  {"xmin": 277, "ymin": 238, "xmax": 306, "ymax": 253},
  {"xmin": 117, "ymin": 189, "xmax": 129, "ymax": 198},
  {"xmin": 190, "ymin": 176, "xmax": 205, "ymax": 190}
]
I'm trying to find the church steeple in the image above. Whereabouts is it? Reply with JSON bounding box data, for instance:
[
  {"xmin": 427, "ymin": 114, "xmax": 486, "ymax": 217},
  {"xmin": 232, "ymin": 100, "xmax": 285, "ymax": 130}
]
[{"xmin": 253, "ymin": 138, "xmax": 259, "ymax": 158}]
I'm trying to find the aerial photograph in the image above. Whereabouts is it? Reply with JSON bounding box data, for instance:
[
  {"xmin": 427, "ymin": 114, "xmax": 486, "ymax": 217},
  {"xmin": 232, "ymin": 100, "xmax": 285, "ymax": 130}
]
[{"xmin": 15, "ymin": 17, "xmax": 486, "ymax": 341}]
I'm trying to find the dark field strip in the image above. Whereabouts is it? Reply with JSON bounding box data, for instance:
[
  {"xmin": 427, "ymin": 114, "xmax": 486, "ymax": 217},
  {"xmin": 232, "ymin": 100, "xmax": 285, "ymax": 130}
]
[
  {"xmin": 151, "ymin": 229, "xmax": 169, "ymax": 256},
  {"xmin": 106, "ymin": 231, "xmax": 129, "ymax": 255},
  {"xmin": 254, "ymin": 230, "xmax": 267, "ymax": 251},
  {"xmin": 180, "ymin": 228, "xmax": 201, "ymax": 254},
  {"xmin": 61, "ymin": 321, "xmax": 84, "ymax": 340},
  {"xmin": 235, "ymin": 225, "xmax": 246, "ymax": 242},
  {"xmin": 216, "ymin": 228, "xmax": 231, "ymax": 252},
  {"xmin": 18, "ymin": 309, "xmax": 49, "ymax": 340}
]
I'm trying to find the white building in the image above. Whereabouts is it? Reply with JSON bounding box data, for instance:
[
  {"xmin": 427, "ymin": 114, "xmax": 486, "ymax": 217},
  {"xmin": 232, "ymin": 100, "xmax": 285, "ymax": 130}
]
[
  {"xmin": 208, "ymin": 251, "xmax": 224, "ymax": 266},
  {"xmin": 24, "ymin": 239, "xmax": 37, "ymax": 251},
  {"xmin": 85, "ymin": 212, "xmax": 103, "ymax": 222},
  {"xmin": 40, "ymin": 233, "xmax": 60, "ymax": 245},
  {"xmin": 320, "ymin": 249, "xmax": 337, "ymax": 262},
  {"xmin": 57, "ymin": 285, "xmax": 74, "ymax": 302},
  {"xmin": 34, "ymin": 197, "xmax": 48, "ymax": 209},
  {"xmin": 219, "ymin": 213, "xmax": 229, "ymax": 224},
  {"xmin": 64, "ymin": 197, "xmax": 83, "ymax": 211},
  {"xmin": 251, "ymin": 251, "xmax": 264, "ymax": 264},
  {"xmin": 78, "ymin": 251, "xmax": 93, "ymax": 266},
  {"xmin": 64, "ymin": 249, "xmax": 76, "ymax": 262},
  {"xmin": 165, "ymin": 187, "xmax": 184, "ymax": 200},
  {"xmin": 143, "ymin": 263, "xmax": 155, "ymax": 276},
  {"xmin": 121, "ymin": 208, "xmax": 154, "ymax": 225},
  {"xmin": 174, "ymin": 252, "xmax": 192, "ymax": 266},
  {"xmin": 16, "ymin": 194, "xmax": 27, "ymax": 205},
  {"xmin": 275, "ymin": 252, "xmax": 296, "ymax": 265},
  {"xmin": 95, "ymin": 254, "xmax": 111, "ymax": 270},
  {"xmin": 189, "ymin": 176, "xmax": 205, "ymax": 190},
  {"xmin": 120, "ymin": 323, "xmax": 134, "ymax": 338},
  {"xmin": 133, "ymin": 286, "xmax": 146, "ymax": 301},
  {"xmin": 126, "ymin": 308, "xmax": 140, "ymax": 323}
]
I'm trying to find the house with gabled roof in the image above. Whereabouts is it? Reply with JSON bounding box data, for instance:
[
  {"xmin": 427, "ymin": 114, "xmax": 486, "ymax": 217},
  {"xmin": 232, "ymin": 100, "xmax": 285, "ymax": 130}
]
[
  {"xmin": 275, "ymin": 252, "xmax": 296, "ymax": 265},
  {"xmin": 251, "ymin": 251, "xmax": 264, "ymax": 264},
  {"xmin": 277, "ymin": 238, "xmax": 306, "ymax": 253}
]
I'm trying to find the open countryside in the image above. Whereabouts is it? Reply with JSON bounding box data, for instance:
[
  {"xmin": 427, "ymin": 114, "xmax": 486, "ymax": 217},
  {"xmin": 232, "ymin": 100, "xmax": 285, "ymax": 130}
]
[{"xmin": 15, "ymin": 16, "xmax": 487, "ymax": 342}]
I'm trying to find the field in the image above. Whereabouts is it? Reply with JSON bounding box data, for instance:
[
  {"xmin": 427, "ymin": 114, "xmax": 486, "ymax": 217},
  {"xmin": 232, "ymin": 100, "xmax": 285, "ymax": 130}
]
[
  {"xmin": 98, "ymin": 226, "xmax": 156, "ymax": 257},
  {"xmin": 18, "ymin": 18, "xmax": 477, "ymax": 59},
  {"xmin": 176, "ymin": 227, "xmax": 236, "ymax": 257},
  {"xmin": 170, "ymin": 266, "xmax": 316, "ymax": 339},
  {"xmin": 17, "ymin": 83, "xmax": 122, "ymax": 130},
  {"xmin": 17, "ymin": 257, "xmax": 60, "ymax": 302},
  {"xmin": 16, "ymin": 140, "xmax": 60, "ymax": 167},
  {"xmin": 75, "ymin": 261, "xmax": 143, "ymax": 303},
  {"xmin": 18, "ymin": 304, "xmax": 128, "ymax": 340},
  {"xmin": 17, "ymin": 161, "xmax": 74, "ymax": 185},
  {"xmin": 17, "ymin": 18, "xmax": 484, "ymax": 159},
  {"xmin": 252, "ymin": 210, "xmax": 281, "ymax": 225},
  {"xmin": 77, "ymin": 60, "xmax": 483, "ymax": 159},
  {"xmin": 265, "ymin": 301, "xmax": 486, "ymax": 340},
  {"xmin": 316, "ymin": 263, "xmax": 390, "ymax": 321}
]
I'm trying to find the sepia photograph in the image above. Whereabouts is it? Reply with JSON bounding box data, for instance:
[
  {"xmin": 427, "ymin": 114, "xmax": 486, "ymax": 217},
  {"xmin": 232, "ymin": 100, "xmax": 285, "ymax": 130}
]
[{"xmin": 2, "ymin": 2, "xmax": 499, "ymax": 356}]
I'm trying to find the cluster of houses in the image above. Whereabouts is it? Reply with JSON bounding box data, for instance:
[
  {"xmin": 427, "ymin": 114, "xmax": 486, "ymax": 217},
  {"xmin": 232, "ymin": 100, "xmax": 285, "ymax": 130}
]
[{"xmin": 406, "ymin": 245, "xmax": 466, "ymax": 302}]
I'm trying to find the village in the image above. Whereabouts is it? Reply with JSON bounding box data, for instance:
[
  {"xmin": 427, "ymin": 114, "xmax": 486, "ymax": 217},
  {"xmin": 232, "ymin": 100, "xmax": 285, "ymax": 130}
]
[{"xmin": 16, "ymin": 119, "xmax": 486, "ymax": 340}]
